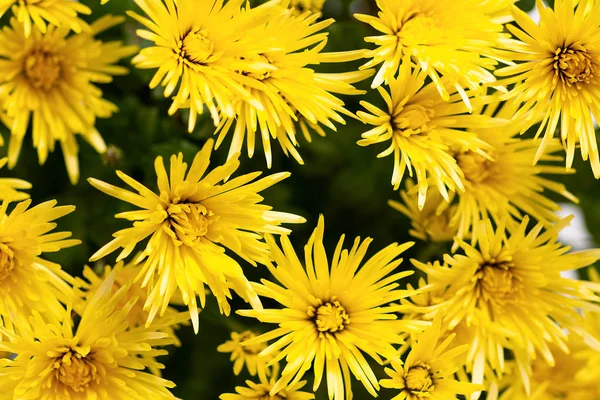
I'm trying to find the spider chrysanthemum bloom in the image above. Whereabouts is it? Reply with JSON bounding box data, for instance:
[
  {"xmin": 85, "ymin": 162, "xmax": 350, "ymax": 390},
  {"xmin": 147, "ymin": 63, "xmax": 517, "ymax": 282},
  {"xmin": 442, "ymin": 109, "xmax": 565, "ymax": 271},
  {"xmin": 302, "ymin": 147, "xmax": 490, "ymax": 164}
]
[
  {"xmin": 214, "ymin": 10, "xmax": 371, "ymax": 167},
  {"xmin": 357, "ymin": 60, "xmax": 498, "ymax": 209},
  {"xmin": 381, "ymin": 317, "xmax": 482, "ymax": 400},
  {"xmin": 238, "ymin": 215, "xmax": 426, "ymax": 400},
  {"xmin": 0, "ymin": 0, "xmax": 91, "ymax": 37},
  {"xmin": 355, "ymin": 0, "xmax": 514, "ymax": 104},
  {"xmin": 128, "ymin": 0, "xmax": 284, "ymax": 132},
  {"xmin": 0, "ymin": 157, "xmax": 30, "ymax": 201},
  {"xmin": 218, "ymin": 330, "xmax": 269, "ymax": 377},
  {"xmin": 0, "ymin": 199, "xmax": 79, "ymax": 323},
  {"xmin": 411, "ymin": 217, "xmax": 600, "ymax": 390},
  {"xmin": 0, "ymin": 273, "xmax": 178, "ymax": 399},
  {"xmin": 0, "ymin": 16, "xmax": 137, "ymax": 184},
  {"xmin": 88, "ymin": 139, "xmax": 305, "ymax": 333},
  {"xmin": 496, "ymin": 0, "xmax": 600, "ymax": 177}
]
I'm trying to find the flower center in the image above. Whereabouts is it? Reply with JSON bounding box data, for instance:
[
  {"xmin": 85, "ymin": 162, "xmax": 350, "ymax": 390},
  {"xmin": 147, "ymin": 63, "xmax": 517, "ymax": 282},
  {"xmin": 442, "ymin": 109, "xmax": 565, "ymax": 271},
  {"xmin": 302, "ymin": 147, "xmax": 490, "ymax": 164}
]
[
  {"xmin": 52, "ymin": 349, "xmax": 99, "ymax": 392},
  {"xmin": 166, "ymin": 201, "xmax": 213, "ymax": 245},
  {"xmin": 0, "ymin": 248, "xmax": 15, "ymax": 283},
  {"xmin": 554, "ymin": 45, "xmax": 597, "ymax": 87},
  {"xmin": 405, "ymin": 364, "xmax": 434, "ymax": 395},
  {"xmin": 392, "ymin": 103, "xmax": 434, "ymax": 137},
  {"xmin": 456, "ymin": 151, "xmax": 493, "ymax": 184},
  {"xmin": 181, "ymin": 30, "xmax": 215, "ymax": 64},
  {"xmin": 239, "ymin": 331, "xmax": 265, "ymax": 355},
  {"xmin": 478, "ymin": 259, "xmax": 523, "ymax": 308},
  {"xmin": 308, "ymin": 299, "xmax": 350, "ymax": 334},
  {"xmin": 24, "ymin": 50, "xmax": 62, "ymax": 91}
]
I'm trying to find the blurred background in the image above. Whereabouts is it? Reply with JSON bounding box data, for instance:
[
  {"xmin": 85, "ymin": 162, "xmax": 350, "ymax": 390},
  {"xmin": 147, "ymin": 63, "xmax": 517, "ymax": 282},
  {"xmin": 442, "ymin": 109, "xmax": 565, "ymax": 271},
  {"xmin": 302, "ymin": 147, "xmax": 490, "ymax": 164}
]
[{"xmin": 0, "ymin": 0, "xmax": 597, "ymax": 398}]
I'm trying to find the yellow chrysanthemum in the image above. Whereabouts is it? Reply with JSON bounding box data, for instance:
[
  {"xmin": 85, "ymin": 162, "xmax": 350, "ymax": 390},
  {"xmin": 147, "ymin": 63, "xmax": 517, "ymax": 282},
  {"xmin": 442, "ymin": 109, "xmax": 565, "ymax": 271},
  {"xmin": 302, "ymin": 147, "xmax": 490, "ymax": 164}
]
[
  {"xmin": 0, "ymin": 16, "xmax": 137, "ymax": 184},
  {"xmin": 411, "ymin": 217, "xmax": 600, "ymax": 392},
  {"xmin": 128, "ymin": 0, "xmax": 283, "ymax": 132},
  {"xmin": 289, "ymin": 0, "xmax": 325, "ymax": 15},
  {"xmin": 238, "ymin": 215, "xmax": 426, "ymax": 400},
  {"xmin": 0, "ymin": 273, "xmax": 178, "ymax": 399},
  {"xmin": 0, "ymin": 157, "xmax": 30, "ymax": 201},
  {"xmin": 218, "ymin": 330, "xmax": 269, "ymax": 377},
  {"xmin": 381, "ymin": 317, "xmax": 482, "ymax": 400},
  {"xmin": 355, "ymin": 0, "xmax": 514, "ymax": 104},
  {"xmin": 88, "ymin": 139, "xmax": 305, "ymax": 333},
  {"xmin": 0, "ymin": 0, "xmax": 91, "ymax": 37},
  {"xmin": 220, "ymin": 362, "xmax": 315, "ymax": 400},
  {"xmin": 0, "ymin": 199, "xmax": 79, "ymax": 323},
  {"xmin": 357, "ymin": 60, "xmax": 498, "ymax": 208},
  {"xmin": 497, "ymin": 0, "xmax": 600, "ymax": 176},
  {"xmin": 214, "ymin": 10, "xmax": 370, "ymax": 167}
]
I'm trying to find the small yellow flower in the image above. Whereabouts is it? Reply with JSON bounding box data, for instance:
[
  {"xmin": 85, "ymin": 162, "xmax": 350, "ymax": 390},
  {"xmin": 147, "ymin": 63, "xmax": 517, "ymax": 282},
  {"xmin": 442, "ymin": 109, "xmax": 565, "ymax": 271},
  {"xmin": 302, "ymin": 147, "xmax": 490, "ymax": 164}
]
[
  {"xmin": 0, "ymin": 15, "xmax": 137, "ymax": 184},
  {"xmin": 381, "ymin": 317, "xmax": 483, "ymax": 400},
  {"xmin": 238, "ymin": 215, "xmax": 426, "ymax": 400},
  {"xmin": 497, "ymin": 0, "xmax": 600, "ymax": 176},
  {"xmin": 0, "ymin": 199, "xmax": 79, "ymax": 324},
  {"xmin": 88, "ymin": 139, "xmax": 305, "ymax": 333},
  {"xmin": 0, "ymin": 273, "xmax": 178, "ymax": 399},
  {"xmin": 0, "ymin": 157, "xmax": 30, "ymax": 201},
  {"xmin": 0, "ymin": 0, "xmax": 91, "ymax": 37},
  {"xmin": 218, "ymin": 331, "xmax": 269, "ymax": 377},
  {"xmin": 289, "ymin": 0, "xmax": 325, "ymax": 15}
]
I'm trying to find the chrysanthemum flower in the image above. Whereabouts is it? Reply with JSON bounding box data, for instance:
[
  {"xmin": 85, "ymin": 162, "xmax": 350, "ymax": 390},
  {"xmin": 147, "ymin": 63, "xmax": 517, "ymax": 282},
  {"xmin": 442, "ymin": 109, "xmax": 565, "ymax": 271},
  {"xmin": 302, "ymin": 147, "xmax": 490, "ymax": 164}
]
[
  {"xmin": 357, "ymin": 60, "xmax": 498, "ymax": 208},
  {"xmin": 0, "ymin": 199, "xmax": 79, "ymax": 323},
  {"xmin": 0, "ymin": 157, "xmax": 30, "ymax": 201},
  {"xmin": 496, "ymin": 0, "xmax": 600, "ymax": 176},
  {"xmin": 220, "ymin": 363, "xmax": 315, "ymax": 400},
  {"xmin": 411, "ymin": 217, "xmax": 600, "ymax": 391},
  {"xmin": 381, "ymin": 317, "xmax": 482, "ymax": 400},
  {"xmin": 355, "ymin": 0, "xmax": 513, "ymax": 104},
  {"xmin": 128, "ymin": 0, "xmax": 284, "ymax": 132},
  {"xmin": 0, "ymin": 16, "xmax": 137, "ymax": 184},
  {"xmin": 0, "ymin": 0, "xmax": 91, "ymax": 37},
  {"xmin": 238, "ymin": 215, "xmax": 426, "ymax": 400},
  {"xmin": 214, "ymin": 10, "xmax": 371, "ymax": 167},
  {"xmin": 218, "ymin": 330, "xmax": 269, "ymax": 377},
  {"xmin": 88, "ymin": 139, "xmax": 305, "ymax": 333},
  {"xmin": 0, "ymin": 273, "xmax": 177, "ymax": 399}
]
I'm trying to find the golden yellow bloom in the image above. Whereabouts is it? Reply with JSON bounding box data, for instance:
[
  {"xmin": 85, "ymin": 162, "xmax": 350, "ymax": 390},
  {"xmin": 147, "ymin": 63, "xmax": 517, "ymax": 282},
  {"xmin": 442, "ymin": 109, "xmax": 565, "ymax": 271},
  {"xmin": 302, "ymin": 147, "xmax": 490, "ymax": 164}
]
[
  {"xmin": 0, "ymin": 16, "xmax": 137, "ymax": 184},
  {"xmin": 238, "ymin": 215, "xmax": 426, "ymax": 400},
  {"xmin": 0, "ymin": 273, "xmax": 177, "ymax": 399},
  {"xmin": 381, "ymin": 317, "xmax": 482, "ymax": 400},
  {"xmin": 214, "ymin": 11, "xmax": 370, "ymax": 167},
  {"xmin": 411, "ymin": 217, "xmax": 600, "ymax": 391},
  {"xmin": 355, "ymin": 0, "xmax": 513, "ymax": 104},
  {"xmin": 128, "ymin": 0, "xmax": 283, "ymax": 132},
  {"xmin": 218, "ymin": 330, "xmax": 269, "ymax": 377},
  {"xmin": 289, "ymin": 0, "xmax": 325, "ymax": 15},
  {"xmin": 357, "ymin": 61, "xmax": 497, "ymax": 209},
  {"xmin": 220, "ymin": 362, "xmax": 315, "ymax": 400},
  {"xmin": 88, "ymin": 139, "xmax": 305, "ymax": 333},
  {"xmin": 0, "ymin": 157, "xmax": 30, "ymax": 201},
  {"xmin": 497, "ymin": 0, "xmax": 600, "ymax": 177},
  {"xmin": 0, "ymin": 199, "xmax": 79, "ymax": 323},
  {"xmin": 0, "ymin": 0, "xmax": 91, "ymax": 37}
]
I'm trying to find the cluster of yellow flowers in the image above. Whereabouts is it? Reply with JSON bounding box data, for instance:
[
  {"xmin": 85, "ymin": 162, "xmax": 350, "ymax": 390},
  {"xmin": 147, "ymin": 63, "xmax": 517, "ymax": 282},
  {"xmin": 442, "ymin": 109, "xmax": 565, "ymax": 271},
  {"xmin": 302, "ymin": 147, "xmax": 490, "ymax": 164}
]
[{"xmin": 0, "ymin": 0, "xmax": 600, "ymax": 399}]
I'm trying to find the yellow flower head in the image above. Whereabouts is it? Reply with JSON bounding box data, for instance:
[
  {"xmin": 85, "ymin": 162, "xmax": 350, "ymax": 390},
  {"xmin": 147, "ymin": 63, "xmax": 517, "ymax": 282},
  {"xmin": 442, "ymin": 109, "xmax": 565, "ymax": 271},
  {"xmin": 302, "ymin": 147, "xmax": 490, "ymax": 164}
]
[
  {"xmin": 128, "ymin": 0, "xmax": 284, "ymax": 132},
  {"xmin": 214, "ymin": 10, "xmax": 370, "ymax": 168},
  {"xmin": 0, "ymin": 157, "xmax": 30, "ymax": 201},
  {"xmin": 0, "ymin": 0, "xmax": 91, "ymax": 37},
  {"xmin": 357, "ymin": 60, "xmax": 498, "ymax": 209},
  {"xmin": 381, "ymin": 317, "xmax": 482, "ymax": 400},
  {"xmin": 238, "ymin": 215, "xmax": 426, "ymax": 400},
  {"xmin": 0, "ymin": 199, "xmax": 79, "ymax": 323},
  {"xmin": 355, "ymin": 0, "xmax": 514, "ymax": 105},
  {"xmin": 497, "ymin": 0, "xmax": 600, "ymax": 176},
  {"xmin": 0, "ymin": 15, "xmax": 137, "ymax": 184},
  {"xmin": 289, "ymin": 0, "xmax": 325, "ymax": 15},
  {"xmin": 220, "ymin": 362, "xmax": 315, "ymax": 400},
  {"xmin": 88, "ymin": 139, "xmax": 305, "ymax": 333},
  {"xmin": 218, "ymin": 330, "xmax": 269, "ymax": 377},
  {"xmin": 0, "ymin": 273, "xmax": 178, "ymax": 399},
  {"xmin": 411, "ymin": 217, "xmax": 600, "ymax": 390}
]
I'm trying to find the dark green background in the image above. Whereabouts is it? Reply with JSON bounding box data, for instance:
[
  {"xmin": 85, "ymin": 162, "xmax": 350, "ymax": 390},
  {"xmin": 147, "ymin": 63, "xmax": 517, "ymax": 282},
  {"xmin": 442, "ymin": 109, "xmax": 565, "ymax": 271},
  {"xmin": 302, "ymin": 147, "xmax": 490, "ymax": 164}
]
[{"xmin": 0, "ymin": 0, "xmax": 597, "ymax": 398}]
